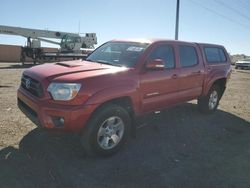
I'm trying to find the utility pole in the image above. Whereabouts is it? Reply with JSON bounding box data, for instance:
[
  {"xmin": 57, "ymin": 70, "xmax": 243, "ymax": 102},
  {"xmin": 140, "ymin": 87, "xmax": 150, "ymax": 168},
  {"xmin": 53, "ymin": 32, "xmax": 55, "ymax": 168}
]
[
  {"xmin": 175, "ymin": 0, "xmax": 180, "ymax": 40},
  {"xmin": 78, "ymin": 20, "xmax": 81, "ymax": 34}
]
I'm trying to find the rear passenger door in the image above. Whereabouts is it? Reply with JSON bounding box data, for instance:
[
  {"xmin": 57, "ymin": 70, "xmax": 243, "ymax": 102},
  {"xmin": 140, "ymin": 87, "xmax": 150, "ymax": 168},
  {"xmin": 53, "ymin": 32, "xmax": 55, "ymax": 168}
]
[{"xmin": 178, "ymin": 44, "xmax": 205, "ymax": 101}]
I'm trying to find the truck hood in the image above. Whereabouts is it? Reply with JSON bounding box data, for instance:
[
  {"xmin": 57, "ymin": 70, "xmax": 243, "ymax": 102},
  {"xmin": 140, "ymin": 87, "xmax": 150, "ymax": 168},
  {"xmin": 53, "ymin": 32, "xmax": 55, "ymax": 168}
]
[{"xmin": 24, "ymin": 60, "xmax": 129, "ymax": 82}]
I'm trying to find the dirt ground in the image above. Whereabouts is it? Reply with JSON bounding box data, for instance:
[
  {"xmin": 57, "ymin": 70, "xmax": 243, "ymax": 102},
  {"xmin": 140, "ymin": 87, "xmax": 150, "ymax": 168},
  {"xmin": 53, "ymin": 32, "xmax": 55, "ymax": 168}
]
[{"xmin": 0, "ymin": 62, "xmax": 249, "ymax": 188}]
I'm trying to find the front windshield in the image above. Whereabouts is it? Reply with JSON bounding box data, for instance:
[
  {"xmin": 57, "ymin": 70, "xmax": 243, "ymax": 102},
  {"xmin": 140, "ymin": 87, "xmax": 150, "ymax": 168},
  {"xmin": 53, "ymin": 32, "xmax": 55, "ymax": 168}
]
[
  {"xmin": 86, "ymin": 42, "xmax": 149, "ymax": 67},
  {"xmin": 61, "ymin": 36, "xmax": 80, "ymax": 44}
]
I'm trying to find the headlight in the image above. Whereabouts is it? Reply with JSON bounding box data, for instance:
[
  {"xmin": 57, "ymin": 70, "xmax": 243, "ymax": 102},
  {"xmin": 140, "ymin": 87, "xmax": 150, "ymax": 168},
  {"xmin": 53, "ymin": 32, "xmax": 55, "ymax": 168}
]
[{"xmin": 47, "ymin": 83, "xmax": 81, "ymax": 101}]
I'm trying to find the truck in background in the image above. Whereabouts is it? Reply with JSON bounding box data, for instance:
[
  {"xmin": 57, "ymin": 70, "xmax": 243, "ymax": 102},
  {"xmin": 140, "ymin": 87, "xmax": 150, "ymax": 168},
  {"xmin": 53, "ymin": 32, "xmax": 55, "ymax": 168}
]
[{"xmin": 0, "ymin": 25, "xmax": 97, "ymax": 64}]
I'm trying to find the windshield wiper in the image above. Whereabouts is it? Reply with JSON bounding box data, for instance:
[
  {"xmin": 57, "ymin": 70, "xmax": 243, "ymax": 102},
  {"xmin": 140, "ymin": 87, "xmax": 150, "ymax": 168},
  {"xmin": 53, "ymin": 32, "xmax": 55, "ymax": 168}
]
[
  {"xmin": 85, "ymin": 59, "xmax": 95, "ymax": 62},
  {"xmin": 92, "ymin": 59, "xmax": 123, "ymax": 67},
  {"xmin": 85, "ymin": 59, "xmax": 124, "ymax": 67}
]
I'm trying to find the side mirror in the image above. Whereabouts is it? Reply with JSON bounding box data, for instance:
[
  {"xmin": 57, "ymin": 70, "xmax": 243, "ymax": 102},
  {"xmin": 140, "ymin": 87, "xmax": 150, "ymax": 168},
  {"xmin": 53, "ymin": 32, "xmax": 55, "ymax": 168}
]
[{"xmin": 146, "ymin": 59, "xmax": 165, "ymax": 70}]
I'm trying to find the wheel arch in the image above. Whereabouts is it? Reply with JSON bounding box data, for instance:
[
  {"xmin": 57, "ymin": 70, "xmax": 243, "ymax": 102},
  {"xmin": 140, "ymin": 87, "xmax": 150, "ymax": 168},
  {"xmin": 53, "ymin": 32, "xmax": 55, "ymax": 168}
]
[
  {"xmin": 84, "ymin": 96, "xmax": 136, "ymax": 137},
  {"xmin": 213, "ymin": 78, "xmax": 227, "ymax": 98},
  {"xmin": 204, "ymin": 77, "xmax": 227, "ymax": 98},
  {"xmin": 96, "ymin": 96, "xmax": 135, "ymax": 118}
]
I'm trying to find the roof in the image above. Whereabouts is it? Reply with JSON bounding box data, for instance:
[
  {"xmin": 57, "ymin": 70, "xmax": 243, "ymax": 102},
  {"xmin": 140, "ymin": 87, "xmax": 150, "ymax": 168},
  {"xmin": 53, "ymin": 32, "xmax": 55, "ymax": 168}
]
[
  {"xmin": 197, "ymin": 42, "xmax": 225, "ymax": 48},
  {"xmin": 110, "ymin": 38, "xmax": 223, "ymax": 47}
]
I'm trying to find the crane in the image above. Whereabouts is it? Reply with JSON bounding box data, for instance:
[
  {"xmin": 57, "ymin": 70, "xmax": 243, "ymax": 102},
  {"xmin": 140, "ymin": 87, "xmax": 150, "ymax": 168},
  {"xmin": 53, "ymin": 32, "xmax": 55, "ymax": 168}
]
[{"xmin": 0, "ymin": 25, "xmax": 97, "ymax": 64}]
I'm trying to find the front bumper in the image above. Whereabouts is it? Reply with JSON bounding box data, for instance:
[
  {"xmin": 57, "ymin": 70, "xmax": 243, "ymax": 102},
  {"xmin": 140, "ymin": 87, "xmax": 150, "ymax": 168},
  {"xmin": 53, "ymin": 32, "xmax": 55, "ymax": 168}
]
[
  {"xmin": 17, "ymin": 87, "xmax": 98, "ymax": 132},
  {"xmin": 235, "ymin": 64, "xmax": 250, "ymax": 69}
]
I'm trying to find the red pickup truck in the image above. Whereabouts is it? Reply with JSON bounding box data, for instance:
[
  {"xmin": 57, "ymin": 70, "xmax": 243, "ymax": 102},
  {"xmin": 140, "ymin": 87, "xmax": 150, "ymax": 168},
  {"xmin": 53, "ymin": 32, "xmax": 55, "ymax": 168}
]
[{"xmin": 18, "ymin": 39, "xmax": 231, "ymax": 156}]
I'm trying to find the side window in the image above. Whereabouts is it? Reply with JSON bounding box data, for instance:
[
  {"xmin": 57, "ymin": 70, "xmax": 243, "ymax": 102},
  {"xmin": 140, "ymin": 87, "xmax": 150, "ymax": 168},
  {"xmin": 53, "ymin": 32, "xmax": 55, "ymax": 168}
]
[
  {"xmin": 179, "ymin": 45, "xmax": 198, "ymax": 67},
  {"xmin": 204, "ymin": 47, "xmax": 227, "ymax": 63},
  {"xmin": 149, "ymin": 45, "xmax": 175, "ymax": 69},
  {"xmin": 219, "ymin": 49, "xmax": 227, "ymax": 62}
]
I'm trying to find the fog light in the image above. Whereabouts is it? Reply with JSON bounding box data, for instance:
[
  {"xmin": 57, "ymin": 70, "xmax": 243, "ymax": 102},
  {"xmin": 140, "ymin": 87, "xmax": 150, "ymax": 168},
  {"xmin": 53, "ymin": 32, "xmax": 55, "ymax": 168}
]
[
  {"xmin": 59, "ymin": 118, "xmax": 64, "ymax": 124},
  {"xmin": 52, "ymin": 117, "xmax": 65, "ymax": 127}
]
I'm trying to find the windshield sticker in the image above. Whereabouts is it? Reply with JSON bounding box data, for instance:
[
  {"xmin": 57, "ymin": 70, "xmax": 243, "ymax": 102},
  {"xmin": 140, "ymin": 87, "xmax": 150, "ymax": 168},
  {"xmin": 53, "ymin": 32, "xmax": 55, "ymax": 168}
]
[{"xmin": 126, "ymin": 46, "xmax": 144, "ymax": 52}]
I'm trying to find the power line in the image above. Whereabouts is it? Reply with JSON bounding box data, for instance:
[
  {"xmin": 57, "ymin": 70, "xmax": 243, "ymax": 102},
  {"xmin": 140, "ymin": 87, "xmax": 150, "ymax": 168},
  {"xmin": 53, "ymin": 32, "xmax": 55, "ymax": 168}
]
[
  {"xmin": 237, "ymin": 2, "xmax": 250, "ymax": 13},
  {"xmin": 190, "ymin": 0, "xmax": 250, "ymax": 30},
  {"xmin": 214, "ymin": 0, "xmax": 250, "ymax": 21},
  {"xmin": 238, "ymin": 0, "xmax": 250, "ymax": 11}
]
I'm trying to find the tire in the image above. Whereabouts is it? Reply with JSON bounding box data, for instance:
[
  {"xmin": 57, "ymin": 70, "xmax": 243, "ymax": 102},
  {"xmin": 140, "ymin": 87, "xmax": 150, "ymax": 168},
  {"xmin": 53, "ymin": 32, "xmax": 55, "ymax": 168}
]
[
  {"xmin": 80, "ymin": 103, "xmax": 131, "ymax": 157},
  {"xmin": 198, "ymin": 85, "xmax": 221, "ymax": 114},
  {"xmin": 235, "ymin": 66, "xmax": 238, "ymax": 69}
]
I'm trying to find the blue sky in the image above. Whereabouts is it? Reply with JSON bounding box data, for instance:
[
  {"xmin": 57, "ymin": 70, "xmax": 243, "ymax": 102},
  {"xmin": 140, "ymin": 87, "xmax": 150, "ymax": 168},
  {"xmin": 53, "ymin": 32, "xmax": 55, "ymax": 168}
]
[{"xmin": 0, "ymin": 0, "xmax": 250, "ymax": 55}]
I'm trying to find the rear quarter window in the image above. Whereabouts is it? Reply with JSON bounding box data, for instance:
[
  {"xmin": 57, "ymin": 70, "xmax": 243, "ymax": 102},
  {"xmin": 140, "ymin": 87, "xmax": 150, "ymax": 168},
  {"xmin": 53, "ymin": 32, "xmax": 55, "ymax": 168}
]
[{"xmin": 204, "ymin": 47, "xmax": 227, "ymax": 63}]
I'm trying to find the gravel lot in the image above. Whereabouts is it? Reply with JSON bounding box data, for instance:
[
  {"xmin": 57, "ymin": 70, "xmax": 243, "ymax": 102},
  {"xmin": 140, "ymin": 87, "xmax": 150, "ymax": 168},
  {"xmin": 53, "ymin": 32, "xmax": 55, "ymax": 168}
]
[{"xmin": 0, "ymin": 62, "xmax": 249, "ymax": 188}]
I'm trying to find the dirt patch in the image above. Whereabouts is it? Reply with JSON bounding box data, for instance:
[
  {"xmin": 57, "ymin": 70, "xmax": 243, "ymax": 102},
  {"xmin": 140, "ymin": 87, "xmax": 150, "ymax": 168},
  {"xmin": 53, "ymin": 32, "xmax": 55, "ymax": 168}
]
[{"xmin": 0, "ymin": 63, "xmax": 249, "ymax": 188}]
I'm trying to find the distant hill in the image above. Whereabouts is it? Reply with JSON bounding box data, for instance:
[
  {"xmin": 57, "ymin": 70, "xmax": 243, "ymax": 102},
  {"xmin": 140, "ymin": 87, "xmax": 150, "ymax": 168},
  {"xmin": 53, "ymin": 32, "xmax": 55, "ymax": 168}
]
[{"xmin": 230, "ymin": 54, "xmax": 250, "ymax": 64}]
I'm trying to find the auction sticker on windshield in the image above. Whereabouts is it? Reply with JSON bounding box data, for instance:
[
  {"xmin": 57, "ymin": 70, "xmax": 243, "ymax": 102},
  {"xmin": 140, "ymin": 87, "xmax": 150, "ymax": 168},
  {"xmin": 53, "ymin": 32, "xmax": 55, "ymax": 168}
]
[{"xmin": 126, "ymin": 46, "xmax": 145, "ymax": 52}]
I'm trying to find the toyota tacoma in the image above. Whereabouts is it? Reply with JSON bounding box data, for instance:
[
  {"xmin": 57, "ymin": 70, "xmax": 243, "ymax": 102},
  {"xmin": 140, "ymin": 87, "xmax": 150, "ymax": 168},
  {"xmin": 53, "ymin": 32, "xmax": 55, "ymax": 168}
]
[{"xmin": 18, "ymin": 39, "xmax": 231, "ymax": 156}]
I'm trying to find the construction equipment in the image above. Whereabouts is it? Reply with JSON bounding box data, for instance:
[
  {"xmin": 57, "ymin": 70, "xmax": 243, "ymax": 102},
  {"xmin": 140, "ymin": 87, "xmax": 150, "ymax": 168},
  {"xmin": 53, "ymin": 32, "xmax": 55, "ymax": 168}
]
[{"xmin": 0, "ymin": 25, "xmax": 97, "ymax": 64}]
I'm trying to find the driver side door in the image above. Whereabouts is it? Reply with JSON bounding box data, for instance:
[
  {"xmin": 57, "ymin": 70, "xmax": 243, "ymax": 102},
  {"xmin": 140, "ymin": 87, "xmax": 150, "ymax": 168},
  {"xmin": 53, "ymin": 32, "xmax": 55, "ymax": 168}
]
[{"xmin": 139, "ymin": 44, "xmax": 180, "ymax": 113}]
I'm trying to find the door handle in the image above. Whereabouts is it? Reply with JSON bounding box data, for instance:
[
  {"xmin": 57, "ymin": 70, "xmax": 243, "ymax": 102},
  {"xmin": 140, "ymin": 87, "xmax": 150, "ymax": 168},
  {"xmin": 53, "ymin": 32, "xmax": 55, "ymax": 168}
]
[
  {"xmin": 172, "ymin": 74, "xmax": 178, "ymax": 79},
  {"xmin": 192, "ymin": 70, "xmax": 201, "ymax": 75}
]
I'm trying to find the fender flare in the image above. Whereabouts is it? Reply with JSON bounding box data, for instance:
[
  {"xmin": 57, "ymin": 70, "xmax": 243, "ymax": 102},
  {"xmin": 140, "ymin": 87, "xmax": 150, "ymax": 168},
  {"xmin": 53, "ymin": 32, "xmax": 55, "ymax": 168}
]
[
  {"xmin": 203, "ymin": 76, "xmax": 227, "ymax": 96},
  {"xmin": 85, "ymin": 83, "xmax": 140, "ymax": 114}
]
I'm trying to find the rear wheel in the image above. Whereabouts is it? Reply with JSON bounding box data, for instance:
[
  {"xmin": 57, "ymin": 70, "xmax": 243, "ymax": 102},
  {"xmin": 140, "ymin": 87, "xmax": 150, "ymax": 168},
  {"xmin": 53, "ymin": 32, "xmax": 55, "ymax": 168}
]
[
  {"xmin": 80, "ymin": 104, "xmax": 131, "ymax": 157},
  {"xmin": 198, "ymin": 85, "xmax": 221, "ymax": 113}
]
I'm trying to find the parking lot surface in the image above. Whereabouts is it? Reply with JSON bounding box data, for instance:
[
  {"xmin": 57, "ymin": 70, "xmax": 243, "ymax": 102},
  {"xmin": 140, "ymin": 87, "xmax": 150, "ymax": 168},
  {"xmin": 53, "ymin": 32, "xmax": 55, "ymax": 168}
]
[{"xmin": 0, "ymin": 63, "xmax": 249, "ymax": 188}]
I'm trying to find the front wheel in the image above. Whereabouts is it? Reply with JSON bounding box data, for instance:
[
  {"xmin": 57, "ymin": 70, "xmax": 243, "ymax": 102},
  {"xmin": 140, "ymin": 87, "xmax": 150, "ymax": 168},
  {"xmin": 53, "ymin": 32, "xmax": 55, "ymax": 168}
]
[
  {"xmin": 80, "ymin": 104, "xmax": 131, "ymax": 157},
  {"xmin": 198, "ymin": 85, "xmax": 221, "ymax": 113}
]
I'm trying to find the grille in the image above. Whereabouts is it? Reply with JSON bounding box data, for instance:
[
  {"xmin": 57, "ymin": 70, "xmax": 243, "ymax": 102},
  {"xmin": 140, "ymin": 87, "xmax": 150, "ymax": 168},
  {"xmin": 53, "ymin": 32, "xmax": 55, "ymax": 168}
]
[
  {"xmin": 240, "ymin": 63, "xmax": 250, "ymax": 66},
  {"xmin": 21, "ymin": 74, "xmax": 44, "ymax": 97}
]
